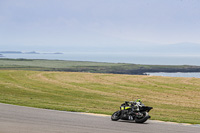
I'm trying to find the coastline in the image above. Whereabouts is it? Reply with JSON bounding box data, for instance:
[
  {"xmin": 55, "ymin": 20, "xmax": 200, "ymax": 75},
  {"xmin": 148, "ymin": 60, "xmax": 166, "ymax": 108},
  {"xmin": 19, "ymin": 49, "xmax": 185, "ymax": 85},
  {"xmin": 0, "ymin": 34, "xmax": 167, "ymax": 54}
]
[{"xmin": 1, "ymin": 58, "xmax": 200, "ymax": 77}]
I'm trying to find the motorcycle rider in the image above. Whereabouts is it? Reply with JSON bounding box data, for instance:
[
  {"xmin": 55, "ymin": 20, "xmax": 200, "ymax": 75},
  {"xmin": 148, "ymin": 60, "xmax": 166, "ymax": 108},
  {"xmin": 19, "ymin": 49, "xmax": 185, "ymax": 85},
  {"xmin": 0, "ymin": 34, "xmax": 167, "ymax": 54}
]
[
  {"xmin": 134, "ymin": 99, "xmax": 144, "ymax": 111},
  {"xmin": 111, "ymin": 98, "xmax": 152, "ymax": 123},
  {"xmin": 125, "ymin": 99, "xmax": 144, "ymax": 112}
]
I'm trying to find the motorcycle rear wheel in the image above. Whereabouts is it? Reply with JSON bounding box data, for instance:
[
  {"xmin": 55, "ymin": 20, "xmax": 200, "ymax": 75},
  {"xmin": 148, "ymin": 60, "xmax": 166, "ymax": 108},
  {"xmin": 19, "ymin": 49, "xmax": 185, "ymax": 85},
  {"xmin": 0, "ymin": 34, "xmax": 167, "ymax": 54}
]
[{"xmin": 135, "ymin": 112, "xmax": 150, "ymax": 123}]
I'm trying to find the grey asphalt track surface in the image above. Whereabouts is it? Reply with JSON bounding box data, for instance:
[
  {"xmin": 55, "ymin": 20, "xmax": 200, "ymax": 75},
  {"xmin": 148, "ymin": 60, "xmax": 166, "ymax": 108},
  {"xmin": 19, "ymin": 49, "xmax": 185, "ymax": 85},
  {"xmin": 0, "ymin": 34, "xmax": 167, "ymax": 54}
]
[{"xmin": 0, "ymin": 103, "xmax": 199, "ymax": 133}]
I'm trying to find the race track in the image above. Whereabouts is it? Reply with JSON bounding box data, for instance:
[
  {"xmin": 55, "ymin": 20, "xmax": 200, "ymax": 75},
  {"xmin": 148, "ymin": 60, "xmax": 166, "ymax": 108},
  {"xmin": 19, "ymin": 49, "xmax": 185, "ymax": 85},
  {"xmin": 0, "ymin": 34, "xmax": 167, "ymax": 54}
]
[{"xmin": 0, "ymin": 103, "xmax": 199, "ymax": 133}]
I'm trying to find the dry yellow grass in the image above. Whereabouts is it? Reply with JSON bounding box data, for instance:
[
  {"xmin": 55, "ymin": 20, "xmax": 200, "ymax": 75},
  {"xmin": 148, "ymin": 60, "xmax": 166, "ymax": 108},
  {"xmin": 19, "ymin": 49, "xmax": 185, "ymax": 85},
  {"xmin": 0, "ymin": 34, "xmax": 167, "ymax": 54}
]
[{"xmin": 0, "ymin": 70, "xmax": 200, "ymax": 124}]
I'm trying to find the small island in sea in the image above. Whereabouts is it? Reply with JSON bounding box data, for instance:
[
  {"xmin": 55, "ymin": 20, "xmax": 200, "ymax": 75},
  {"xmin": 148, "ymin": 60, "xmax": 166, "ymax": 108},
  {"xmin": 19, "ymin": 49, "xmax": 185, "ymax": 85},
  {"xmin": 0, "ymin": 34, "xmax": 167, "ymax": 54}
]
[
  {"xmin": 0, "ymin": 51, "xmax": 22, "ymax": 54},
  {"xmin": 24, "ymin": 51, "xmax": 40, "ymax": 54},
  {"xmin": 0, "ymin": 51, "xmax": 63, "ymax": 55}
]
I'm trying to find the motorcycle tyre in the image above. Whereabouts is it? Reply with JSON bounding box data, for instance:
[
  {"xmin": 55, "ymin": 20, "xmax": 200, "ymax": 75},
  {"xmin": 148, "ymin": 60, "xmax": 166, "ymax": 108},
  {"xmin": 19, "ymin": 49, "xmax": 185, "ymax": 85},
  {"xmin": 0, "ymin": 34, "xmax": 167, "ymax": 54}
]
[
  {"xmin": 135, "ymin": 112, "xmax": 150, "ymax": 123},
  {"xmin": 111, "ymin": 111, "xmax": 121, "ymax": 121}
]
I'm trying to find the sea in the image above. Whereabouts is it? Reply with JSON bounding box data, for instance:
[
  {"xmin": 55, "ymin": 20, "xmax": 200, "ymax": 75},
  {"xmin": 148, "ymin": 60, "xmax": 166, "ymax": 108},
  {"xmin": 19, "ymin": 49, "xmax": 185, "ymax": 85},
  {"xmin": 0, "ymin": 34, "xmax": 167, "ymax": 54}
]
[
  {"xmin": 1, "ymin": 52, "xmax": 200, "ymax": 78},
  {"xmin": 146, "ymin": 72, "xmax": 200, "ymax": 78}
]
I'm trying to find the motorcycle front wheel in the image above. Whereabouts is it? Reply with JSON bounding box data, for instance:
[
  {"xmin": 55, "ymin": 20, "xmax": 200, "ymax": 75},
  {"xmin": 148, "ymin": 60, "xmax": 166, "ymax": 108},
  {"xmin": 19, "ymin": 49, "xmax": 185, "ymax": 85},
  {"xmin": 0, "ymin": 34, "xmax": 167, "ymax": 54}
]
[{"xmin": 111, "ymin": 111, "xmax": 121, "ymax": 121}]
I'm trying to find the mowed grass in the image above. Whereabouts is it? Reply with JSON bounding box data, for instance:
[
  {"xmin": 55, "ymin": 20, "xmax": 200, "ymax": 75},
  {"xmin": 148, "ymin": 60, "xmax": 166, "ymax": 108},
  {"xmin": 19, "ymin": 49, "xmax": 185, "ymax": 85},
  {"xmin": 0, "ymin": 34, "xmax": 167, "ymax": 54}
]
[
  {"xmin": 0, "ymin": 70, "xmax": 200, "ymax": 124},
  {"xmin": 0, "ymin": 59, "xmax": 124, "ymax": 68}
]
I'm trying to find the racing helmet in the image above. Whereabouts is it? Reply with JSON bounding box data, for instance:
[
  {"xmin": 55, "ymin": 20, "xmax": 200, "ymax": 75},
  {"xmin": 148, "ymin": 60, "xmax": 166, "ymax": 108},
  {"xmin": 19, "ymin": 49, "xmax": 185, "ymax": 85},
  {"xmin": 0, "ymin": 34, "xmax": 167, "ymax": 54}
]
[{"xmin": 136, "ymin": 99, "xmax": 142, "ymax": 103}]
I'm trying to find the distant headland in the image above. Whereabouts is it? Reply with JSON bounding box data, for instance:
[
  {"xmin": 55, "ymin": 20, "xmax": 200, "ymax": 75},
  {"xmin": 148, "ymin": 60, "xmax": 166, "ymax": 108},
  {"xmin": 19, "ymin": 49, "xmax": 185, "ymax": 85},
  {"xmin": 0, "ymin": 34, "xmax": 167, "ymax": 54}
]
[{"xmin": 0, "ymin": 51, "xmax": 63, "ymax": 55}]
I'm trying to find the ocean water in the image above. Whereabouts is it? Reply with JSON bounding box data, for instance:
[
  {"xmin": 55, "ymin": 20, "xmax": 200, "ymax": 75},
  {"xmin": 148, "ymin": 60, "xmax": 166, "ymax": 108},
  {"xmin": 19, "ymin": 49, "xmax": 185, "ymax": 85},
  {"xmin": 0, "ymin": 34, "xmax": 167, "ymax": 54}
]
[
  {"xmin": 1, "ymin": 52, "xmax": 200, "ymax": 66},
  {"xmin": 147, "ymin": 72, "xmax": 200, "ymax": 78}
]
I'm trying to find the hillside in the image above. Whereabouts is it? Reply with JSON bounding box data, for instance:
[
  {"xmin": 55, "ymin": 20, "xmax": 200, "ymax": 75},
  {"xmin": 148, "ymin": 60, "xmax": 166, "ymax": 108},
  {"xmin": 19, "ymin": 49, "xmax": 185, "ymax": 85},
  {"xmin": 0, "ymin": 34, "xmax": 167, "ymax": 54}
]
[
  {"xmin": 1, "ymin": 58, "xmax": 200, "ymax": 75},
  {"xmin": 0, "ymin": 70, "xmax": 200, "ymax": 124}
]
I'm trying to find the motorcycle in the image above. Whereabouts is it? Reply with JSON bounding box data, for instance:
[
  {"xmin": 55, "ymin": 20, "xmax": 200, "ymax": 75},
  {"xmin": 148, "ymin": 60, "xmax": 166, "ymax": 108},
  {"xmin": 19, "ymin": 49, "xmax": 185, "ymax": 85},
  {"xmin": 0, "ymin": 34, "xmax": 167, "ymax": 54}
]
[{"xmin": 111, "ymin": 101, "xmax": 153, "ymax": 123}]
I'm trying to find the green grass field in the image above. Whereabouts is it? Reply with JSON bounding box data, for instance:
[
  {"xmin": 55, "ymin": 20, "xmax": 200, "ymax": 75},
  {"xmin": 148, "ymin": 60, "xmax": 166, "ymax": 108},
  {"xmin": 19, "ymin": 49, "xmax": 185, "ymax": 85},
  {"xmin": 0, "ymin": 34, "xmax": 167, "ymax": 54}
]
[{"xmin": 0, "ymin": 70, "xmax": 200, "ymax": 124}]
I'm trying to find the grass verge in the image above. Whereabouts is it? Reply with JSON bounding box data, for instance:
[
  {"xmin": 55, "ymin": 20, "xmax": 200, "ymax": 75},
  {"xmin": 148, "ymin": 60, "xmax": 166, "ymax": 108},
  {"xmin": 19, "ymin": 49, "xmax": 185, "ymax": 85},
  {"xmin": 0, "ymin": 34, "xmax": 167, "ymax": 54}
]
[{"xmin": 0, "ymin": 70, "xmax": 200, "ymax": 124}]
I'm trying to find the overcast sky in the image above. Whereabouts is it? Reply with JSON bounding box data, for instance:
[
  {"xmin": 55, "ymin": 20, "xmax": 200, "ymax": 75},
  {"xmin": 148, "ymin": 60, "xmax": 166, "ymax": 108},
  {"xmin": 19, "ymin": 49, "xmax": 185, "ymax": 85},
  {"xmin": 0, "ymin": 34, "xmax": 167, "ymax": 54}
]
[{"xmin": 0, "ymin": 0, "xmax": 200, "ymax": 51}]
